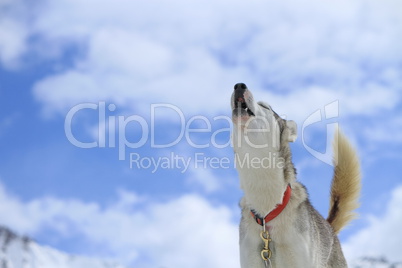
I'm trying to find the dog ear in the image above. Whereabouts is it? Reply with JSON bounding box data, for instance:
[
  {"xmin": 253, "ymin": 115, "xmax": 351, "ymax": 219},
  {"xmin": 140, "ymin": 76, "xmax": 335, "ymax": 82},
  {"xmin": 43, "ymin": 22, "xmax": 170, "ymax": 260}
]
[{"xmin": 286, "ymin": 120, "xmax": 297, "ymax": 142}]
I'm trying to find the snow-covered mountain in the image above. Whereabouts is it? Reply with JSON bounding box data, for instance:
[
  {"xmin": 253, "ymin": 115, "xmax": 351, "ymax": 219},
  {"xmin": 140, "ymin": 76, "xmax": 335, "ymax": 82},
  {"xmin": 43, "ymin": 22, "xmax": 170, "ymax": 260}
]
[
  {"xmin": 349, "ymin": 257, "xmax": 402, "ymax": 268},
  {"xmin": 1, "ymin": 225, "xmax": 401, "ymax": 268},
  {"xmin": 0, "ymin": 226, "xmax": 127, "ymax": 268}
]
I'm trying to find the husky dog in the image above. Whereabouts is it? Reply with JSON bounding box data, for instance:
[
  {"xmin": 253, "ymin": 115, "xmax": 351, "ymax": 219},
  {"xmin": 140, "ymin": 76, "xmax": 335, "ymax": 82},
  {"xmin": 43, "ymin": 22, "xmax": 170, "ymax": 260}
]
[{"xmin": 231, "ymin": 83, "xmax": 361, "ymax": 268}]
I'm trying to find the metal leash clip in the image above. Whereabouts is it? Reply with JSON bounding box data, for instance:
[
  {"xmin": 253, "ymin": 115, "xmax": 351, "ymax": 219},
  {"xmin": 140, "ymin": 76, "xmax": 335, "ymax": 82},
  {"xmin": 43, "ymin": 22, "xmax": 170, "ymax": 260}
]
[
  {"xmin": 260, "ymin": 230, "xmax": 272, "ymax": 260},
  {"xmin": 260, "ymin": 219, "xmax": 272, "ymax": 267}
]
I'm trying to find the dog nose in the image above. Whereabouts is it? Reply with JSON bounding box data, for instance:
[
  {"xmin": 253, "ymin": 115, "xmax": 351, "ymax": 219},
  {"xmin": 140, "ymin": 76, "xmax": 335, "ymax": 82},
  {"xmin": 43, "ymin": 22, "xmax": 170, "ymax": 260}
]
[
  {"xmin": 234, "ymin": 83, "xmax": 247, "ymax": 103},
  {"xmin": 234, "ymin": 83, "xmax": 247, "ymax": 91}
]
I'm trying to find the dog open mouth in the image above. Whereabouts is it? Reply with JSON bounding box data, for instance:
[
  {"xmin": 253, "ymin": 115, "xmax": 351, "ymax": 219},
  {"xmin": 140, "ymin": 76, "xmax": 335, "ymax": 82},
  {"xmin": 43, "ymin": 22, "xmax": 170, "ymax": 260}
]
[{"xmin": 233, "ymin": 99, "xmax": 255, "ymax": 117}]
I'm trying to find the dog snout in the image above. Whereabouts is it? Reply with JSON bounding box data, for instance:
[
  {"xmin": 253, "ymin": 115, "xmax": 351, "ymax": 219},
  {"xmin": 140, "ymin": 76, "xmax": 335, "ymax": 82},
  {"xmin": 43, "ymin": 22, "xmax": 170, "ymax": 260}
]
[{"xmin": 234, "ymin": 83, "xmax": 248, "ymax": 103}]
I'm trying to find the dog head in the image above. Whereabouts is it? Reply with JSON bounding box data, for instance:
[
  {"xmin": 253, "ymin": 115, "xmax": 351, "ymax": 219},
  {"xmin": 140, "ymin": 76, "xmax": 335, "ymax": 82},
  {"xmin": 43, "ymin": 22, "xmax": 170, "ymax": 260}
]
[{"xmin": 231, "ymin": 83, "xmax": 297, "ymax": 154}]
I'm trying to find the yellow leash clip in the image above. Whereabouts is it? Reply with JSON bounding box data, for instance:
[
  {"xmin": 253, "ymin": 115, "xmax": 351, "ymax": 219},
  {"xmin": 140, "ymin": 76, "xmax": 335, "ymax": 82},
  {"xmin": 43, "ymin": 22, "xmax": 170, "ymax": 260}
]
[{"xmin": 260, "ymin": 229, "xmax": 272, "ymax": 261}]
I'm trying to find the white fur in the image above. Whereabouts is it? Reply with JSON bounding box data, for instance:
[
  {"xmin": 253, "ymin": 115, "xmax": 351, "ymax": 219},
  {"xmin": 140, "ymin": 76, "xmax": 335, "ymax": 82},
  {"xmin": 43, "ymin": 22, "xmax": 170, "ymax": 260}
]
[{"xmin": 232, "ymin": 87, "xmax": 348, "ymax": 268}]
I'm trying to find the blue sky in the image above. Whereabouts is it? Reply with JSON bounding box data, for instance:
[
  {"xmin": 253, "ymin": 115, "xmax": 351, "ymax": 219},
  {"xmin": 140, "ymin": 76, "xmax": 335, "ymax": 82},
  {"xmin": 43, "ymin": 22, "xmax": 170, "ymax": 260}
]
[{"xmin": 1, "ymin": 0, "xmax": 402, "ymax": 267}]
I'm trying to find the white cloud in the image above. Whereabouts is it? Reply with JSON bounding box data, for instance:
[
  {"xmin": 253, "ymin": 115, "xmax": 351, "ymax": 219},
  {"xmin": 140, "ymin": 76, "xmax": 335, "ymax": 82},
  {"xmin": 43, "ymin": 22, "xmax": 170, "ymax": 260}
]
[
  {"xmin": 343, "ymin": 184, "xmax": 402, "ymax": 263},
  {"xmin": 363, "ymin": 116, "xmax": 402, "ymax": 144},
  {"xmin": 18, "ymin": 0, "xmax": 400, "ymax": 119},
  {"xmin": 0, "ymin": 0, "xmax": 29, "ymax": 69},
  {"xmin": 255, "ymin": 84, "xmax": 399, "ymax": 123},
  {"xmin": 0, "ymin": 180, "xmax": 240, "ymax": 267},
  {"xmin": 187, "ymin": 167, "xmax": 222, "ymax": 193}
]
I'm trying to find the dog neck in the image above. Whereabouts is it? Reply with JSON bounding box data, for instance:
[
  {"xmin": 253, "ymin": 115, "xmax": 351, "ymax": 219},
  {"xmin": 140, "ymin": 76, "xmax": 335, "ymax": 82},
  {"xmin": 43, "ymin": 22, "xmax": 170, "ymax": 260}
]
[
  {"xmin": 250, "ymin": 184, "xmax": 292, "ymax": 225},
  {"xmin": 235, "ymin": 150, "xmax": 285, "ymax": 216},
  {"xmin": 234, "ymin": 133, "xmax": 296, "ymax": 217}
]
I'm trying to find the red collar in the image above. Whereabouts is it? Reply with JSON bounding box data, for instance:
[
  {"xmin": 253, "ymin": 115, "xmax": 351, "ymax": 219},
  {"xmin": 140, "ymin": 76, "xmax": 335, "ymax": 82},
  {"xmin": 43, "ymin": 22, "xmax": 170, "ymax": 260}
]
[{"xmin": 250, "ymin": 184, "xmax": 292, "ymax": 226}]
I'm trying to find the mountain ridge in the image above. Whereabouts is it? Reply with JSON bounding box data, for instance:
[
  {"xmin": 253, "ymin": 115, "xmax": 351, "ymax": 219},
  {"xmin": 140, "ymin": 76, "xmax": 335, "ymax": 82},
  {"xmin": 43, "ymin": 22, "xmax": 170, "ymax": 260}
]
[
  {"xmin": 1, "ymin": 225, "xmax": 401, "ymax": 268},
  {"xmin": 0, "ymin": 226, "xmax": 126, "ymax": 268}
]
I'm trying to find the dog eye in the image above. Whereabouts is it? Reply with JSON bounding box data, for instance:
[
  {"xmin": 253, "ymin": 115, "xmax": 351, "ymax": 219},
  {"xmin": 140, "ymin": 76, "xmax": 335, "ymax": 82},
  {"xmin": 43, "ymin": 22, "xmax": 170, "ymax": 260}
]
[{"xmin": 259, "ymin": 103, "xmax": 271, "ymax": 110}]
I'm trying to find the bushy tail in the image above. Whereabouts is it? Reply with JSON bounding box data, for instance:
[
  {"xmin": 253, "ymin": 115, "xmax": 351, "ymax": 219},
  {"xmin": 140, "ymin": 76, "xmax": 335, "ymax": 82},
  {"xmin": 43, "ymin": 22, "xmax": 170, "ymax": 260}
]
[{"xmin": 327, "ymin": 129, "xmax": 361, "ymax": 234}]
